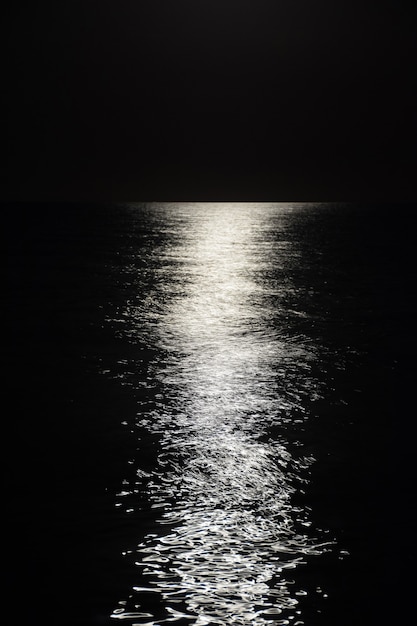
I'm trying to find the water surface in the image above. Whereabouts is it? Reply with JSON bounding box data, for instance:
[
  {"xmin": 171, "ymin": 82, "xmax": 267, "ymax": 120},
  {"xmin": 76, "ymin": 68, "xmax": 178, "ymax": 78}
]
[
  {"xmin": 5, "ymin": 201, "xmax": 414, "ymax": 626},
  {"xmin": 107, "ymin": 204, "xmax": 339, "ymax": 625}
]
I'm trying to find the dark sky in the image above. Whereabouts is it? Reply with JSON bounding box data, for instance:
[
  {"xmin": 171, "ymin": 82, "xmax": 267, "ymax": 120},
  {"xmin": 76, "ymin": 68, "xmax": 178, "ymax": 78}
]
[{"xmin": 3, "ymin": 1, "xmax": 416, "ymax": 200}]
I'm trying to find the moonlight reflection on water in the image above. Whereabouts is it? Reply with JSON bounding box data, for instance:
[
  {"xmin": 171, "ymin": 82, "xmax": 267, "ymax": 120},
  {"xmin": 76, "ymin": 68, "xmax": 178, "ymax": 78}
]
[{"xmin": 110, "ymin": 204, "xmax": 334, "ymax": 625}]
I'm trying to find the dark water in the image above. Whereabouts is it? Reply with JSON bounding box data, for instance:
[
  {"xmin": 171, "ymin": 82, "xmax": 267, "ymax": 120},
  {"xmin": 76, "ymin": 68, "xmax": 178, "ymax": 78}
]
[{"xmin": 4, "ymin": 203, "xmax": 416, "ymax": 626}]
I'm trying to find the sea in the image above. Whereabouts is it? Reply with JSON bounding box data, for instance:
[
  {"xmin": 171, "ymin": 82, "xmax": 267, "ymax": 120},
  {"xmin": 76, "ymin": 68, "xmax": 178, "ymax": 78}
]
[{"xmin": 4, "ymin": 202, "xmax": 416, "ymax": 626}]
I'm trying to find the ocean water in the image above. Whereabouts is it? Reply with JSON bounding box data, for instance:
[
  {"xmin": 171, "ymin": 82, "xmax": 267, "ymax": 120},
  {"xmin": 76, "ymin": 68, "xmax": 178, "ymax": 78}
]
[{"xmin": 4, "ymin": 202, "xmax": 416, "ymax": 626}]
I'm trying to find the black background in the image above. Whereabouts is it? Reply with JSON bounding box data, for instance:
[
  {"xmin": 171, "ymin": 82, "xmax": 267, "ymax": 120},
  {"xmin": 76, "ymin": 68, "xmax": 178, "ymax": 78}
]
[{"xmin": 3, "ymin": 1, "xmax": 416, "ymax": 200}]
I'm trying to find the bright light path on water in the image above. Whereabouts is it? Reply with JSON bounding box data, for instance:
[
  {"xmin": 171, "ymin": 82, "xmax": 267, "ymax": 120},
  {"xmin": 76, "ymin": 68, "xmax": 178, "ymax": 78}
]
[{"xmin": 111, "ymin": 203, "xmax": 334, "ymax": 625}]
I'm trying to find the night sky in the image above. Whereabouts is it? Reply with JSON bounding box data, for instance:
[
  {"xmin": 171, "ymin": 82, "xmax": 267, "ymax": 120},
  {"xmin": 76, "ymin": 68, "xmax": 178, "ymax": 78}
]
[{"xmin": 4, "ymin": 2, "xmax": 416, "ymax": 200}]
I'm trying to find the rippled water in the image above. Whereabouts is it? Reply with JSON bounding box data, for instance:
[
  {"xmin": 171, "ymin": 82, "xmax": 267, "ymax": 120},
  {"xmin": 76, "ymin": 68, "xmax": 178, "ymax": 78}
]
[
  {"xmin": 106, "ymin": 204, "xmax": 337, "ymax": 625},
  {"xmin": 6, "ymin": 201, "xmax": 414, "ymax": 626}
]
